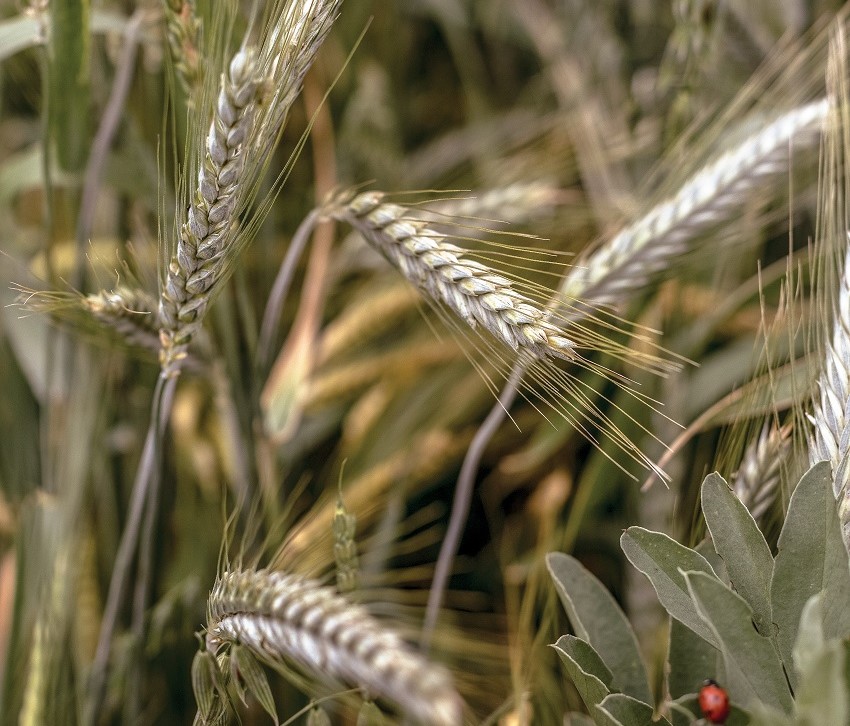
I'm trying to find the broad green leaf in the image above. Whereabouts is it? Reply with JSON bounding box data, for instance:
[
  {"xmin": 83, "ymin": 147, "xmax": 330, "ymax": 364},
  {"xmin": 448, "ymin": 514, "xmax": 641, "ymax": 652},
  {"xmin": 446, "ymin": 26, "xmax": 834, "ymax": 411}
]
[
  {"xmin": 547, "ymin": 553, "xmax": 652, "ymax": 702},
  {"xmin": 684, "ymin": 571, "xmax": 793, "ymax": 713},
  {"xmin": 552, "ymin": 635, "xmax": 612, "ymax": 717},
  {"xmin": 701, "ymin": 473, "xmax": 774, "ymax": 634},
  {"xmin": 793, "ymin": 594, "xmax": 847, "ymax": 726},
  {"xmin": 695, "ymin": 537, "xmax": 728, "ymax": 584},
  {"xmin": 744, "ymin": 704, "xmax": 795, "ymax": 726},
  {"xmin": 667, "ymin": 617, "xmax": 720, "ymax": 700},
  {"xmin": 620, "ymin": 528, "xmax": 720, "ymax": 648},
  {"xmin": 565, "ymin": 715, "xmax": 596, "ymax": 726},
  {"xmin": 771, "ymin": 462, "xmax": 850, "ymax": 689},
  {"xmin": 594, "ymin": 694, "xmax": 663, "ymax": 726}
]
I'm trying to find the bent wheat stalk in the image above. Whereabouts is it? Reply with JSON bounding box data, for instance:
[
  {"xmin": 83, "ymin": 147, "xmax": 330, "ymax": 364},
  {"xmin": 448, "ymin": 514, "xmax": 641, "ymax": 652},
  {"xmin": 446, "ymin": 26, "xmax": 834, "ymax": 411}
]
[{"xmin": 206, "ymin": 569, "xmax": 463, "ymax": 726}]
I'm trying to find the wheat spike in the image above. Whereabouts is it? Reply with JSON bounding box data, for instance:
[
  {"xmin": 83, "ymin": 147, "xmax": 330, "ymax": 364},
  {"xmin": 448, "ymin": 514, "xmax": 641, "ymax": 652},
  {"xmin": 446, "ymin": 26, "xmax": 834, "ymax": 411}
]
[
  {"xmin": 329, "ymin": 191, "xmax": 576, "ymax": 360},
  {"xmin": 159, "ymin": 47, "xmax": 261, "ymax": 376},
  {"xmin": 159, "ymin": 0, "xmax": 343, "ymax": 378},
  {"xmin": 732, "ymin": 425, "xmax": 790, "ymax": 522},
  {"xmin": 84, "ymin": 287, "xmax": 162, "ymax": 352},
  {"xmin": 206, "ymin": 569, "xmax": 463, "ymax": 726},
  {"xmin": 562, "ymin": 100, "xmax": 828, "ymax": 306},
  {"xmin": 162, "ymin": 0, "xmax": 202, "ymax": 98}
]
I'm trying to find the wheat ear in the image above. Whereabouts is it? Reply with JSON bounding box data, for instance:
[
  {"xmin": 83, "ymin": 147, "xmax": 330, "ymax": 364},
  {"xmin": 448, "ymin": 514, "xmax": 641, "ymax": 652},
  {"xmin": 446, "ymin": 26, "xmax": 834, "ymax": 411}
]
[
  {"xmin": 733, "ymin": 424, "xmax": 790, "ymax": 522},
  {"xmin": 159, "ymin": 0, "xmax": 343, "ymax": 378},
  {"xmin": 329, "ymin": 191, "xmax": 575, "ymax": 360},
  {"xmin": 206, "ymin": 569, "xmax": 463, "ymax": 726},
  {"xmin": 158, "ymin": 47, "xmax": 261, "ymax": 376},
  {"xmin": 162, "ymin": 0, "xmax": 202, "ymax": 98},
  {"xmin": 561, "ymin": 100, "xmax": 829, "ymax": 306},
  {"xmin": 84, "ymin": 287, "xmax": 162, "ymax": 353}
]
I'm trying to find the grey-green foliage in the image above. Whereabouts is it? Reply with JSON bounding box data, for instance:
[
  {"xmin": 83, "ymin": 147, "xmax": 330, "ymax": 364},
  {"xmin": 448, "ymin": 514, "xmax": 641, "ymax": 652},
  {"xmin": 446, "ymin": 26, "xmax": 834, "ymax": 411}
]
[{"xmin": 549, "ymin": 464, "xmax": 850, "ymax": 725}]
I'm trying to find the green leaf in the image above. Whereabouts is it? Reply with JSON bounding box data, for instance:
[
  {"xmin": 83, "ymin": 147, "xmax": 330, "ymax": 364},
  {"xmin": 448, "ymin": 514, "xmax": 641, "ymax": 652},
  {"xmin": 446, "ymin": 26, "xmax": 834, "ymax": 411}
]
[
  {"xmin": 552, "ymin": 635, "xmax": 612, "ymax": 717},
  {"xmin": 793, "ymin": 594, "xmax": 848, "ymax": 726},
  {"xmin": 547, "ymin": 553, "xmax": 652, "ymax": 702},
  {"xmin": 594, "ymin": 694, "xmax": 663, "ymax": 726},
  {"xmin": 564, "ymin": 715, "xmax": 597, "ymax": 726},
  {"xmin": 49, "ymin": 0, "xmax": 91, "ymax": 172},
  {"xmin": 191, "ymin": 649, "xmax": 226, "ymax": 723},
  {"xmin": 684, "ymin": 570, "xmax": 793, "ymax": 713},
  {"xmin": 620, "ymin": 528, "xmax": 720, "ymax": 648},
  {"xmin": 230, "ymin": 644, "xmax": 278, "ymax": 724},
  {"xmin": 667, "ymin": 617, "xmax": 720, "ymax": 700},
  {"xmin": 771, "ymin": 462, "xmax": 850, "ymax": 689},
  {"xmin": 701, "ymin": 473, "xmax": 774, "ymax": 634}
]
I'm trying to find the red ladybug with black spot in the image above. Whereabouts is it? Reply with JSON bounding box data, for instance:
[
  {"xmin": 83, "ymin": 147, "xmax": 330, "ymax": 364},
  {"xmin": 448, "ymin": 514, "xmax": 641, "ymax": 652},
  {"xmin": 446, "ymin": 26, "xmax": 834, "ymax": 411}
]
[{"xmin": 699, "ymin": 679, "xmax": 730, "ymax": 724}]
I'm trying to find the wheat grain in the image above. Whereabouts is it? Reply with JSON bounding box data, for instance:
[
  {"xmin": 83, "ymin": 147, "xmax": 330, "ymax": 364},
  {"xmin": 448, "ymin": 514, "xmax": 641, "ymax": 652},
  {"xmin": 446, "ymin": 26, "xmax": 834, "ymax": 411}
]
[
  {"xmin": 206, "ymin": 569, "xmax": 463, "ymax": 726},
  {"xmin": 732, "ymin": 424, "xmax": 790, "ymax": 522},
  {"xmin": 561, "ymin": 100, "xmax": 829, "ymax": 306},
  {"xmin": 329, "ymin": 191, "xmax": 576, "ymax": 360}
]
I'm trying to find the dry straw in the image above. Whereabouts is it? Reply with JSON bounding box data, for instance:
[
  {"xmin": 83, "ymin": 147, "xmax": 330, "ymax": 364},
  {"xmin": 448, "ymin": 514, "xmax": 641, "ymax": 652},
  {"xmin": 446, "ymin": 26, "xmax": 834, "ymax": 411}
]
[{"xmin": 206, "ymin": 569, "xmax": 464, "ymax": 726}]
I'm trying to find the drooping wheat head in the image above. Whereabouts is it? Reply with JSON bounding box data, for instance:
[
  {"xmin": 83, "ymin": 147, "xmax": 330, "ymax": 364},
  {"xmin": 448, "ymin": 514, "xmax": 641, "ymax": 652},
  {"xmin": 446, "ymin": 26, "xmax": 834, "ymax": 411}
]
[
  {"xmin": 205, "ymin": 568, "xmax": 464, "ymax": 726},
  {"xmin": 328, "ymin": 190, "xmax": 576, "ymax": 361}
]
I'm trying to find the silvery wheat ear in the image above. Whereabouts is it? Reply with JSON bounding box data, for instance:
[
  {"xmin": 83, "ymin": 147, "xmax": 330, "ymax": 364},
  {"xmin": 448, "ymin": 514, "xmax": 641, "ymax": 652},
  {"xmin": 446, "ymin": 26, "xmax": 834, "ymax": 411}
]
[
  {"xmin": 159, "ymin": 0, "xmax": 343, "ymax": 378},
  {"xmin": 206, "ymin": 569, "xmax": 463, "ymax": 726},
  {"xmin": 733, "ymin": 424, "xmax": 790, "ymax": 522},
  {"xmin": 807, "ymin": 29, "xmax": 850, "ymax": 542},
  {"xmin": 561, "ymin": 99, "xmax": 828, "ymax": 307},
  {"xmin": 328, "ymin": 191, "xmax": 576, "ymax": 361}
]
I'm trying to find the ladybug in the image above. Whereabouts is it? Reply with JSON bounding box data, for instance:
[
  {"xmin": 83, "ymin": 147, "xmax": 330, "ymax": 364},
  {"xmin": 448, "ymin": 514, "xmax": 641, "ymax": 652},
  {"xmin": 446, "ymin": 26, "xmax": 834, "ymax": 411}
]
[{"xmin": 698, "ymin": 679, "xmax": 730, "ymax": 724}]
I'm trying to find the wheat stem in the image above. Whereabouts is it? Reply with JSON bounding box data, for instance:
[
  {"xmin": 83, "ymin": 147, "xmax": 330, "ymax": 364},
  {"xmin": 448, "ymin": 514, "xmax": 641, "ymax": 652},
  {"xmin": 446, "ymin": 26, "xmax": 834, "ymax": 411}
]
[{"xmin": 206, "ymin": 569, "xmax": 463, "ymax": 725}]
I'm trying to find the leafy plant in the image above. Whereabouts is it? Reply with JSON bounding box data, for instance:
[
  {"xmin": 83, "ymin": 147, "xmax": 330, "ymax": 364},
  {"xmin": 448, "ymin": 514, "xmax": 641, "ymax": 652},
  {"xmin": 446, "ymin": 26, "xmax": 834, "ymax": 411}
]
[{"xmin": 549, "ymin": 464, "xmax": 850, "ymax": 725}]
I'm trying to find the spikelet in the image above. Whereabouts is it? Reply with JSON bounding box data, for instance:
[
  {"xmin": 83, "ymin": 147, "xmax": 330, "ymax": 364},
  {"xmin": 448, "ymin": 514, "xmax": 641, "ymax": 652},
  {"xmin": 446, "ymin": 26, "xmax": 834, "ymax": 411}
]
[
  {"xmin": 162, "ymin": 0, "xmax": 202, "ymax": 98},
  {"xmin": 206, "ymin": 569, "xmax": 464, "ymax": 726},
  {"xmin": 329, "ymin": 191, "xmax": 576, "ymax": 361},
  {"xmin": 333, "ymin": 492, "xmax": 359, "ymax": 594}
]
